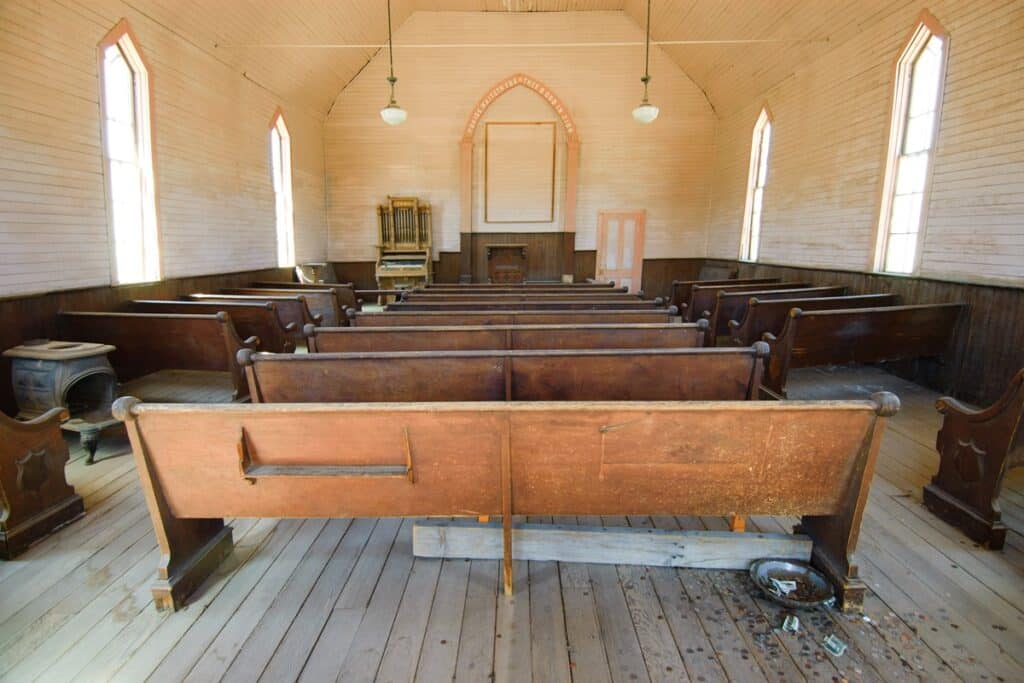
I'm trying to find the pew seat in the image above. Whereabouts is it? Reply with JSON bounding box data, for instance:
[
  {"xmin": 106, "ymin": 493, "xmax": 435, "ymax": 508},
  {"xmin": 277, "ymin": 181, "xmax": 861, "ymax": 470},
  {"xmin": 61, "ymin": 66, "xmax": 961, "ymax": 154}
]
[
  {"xmin": 220, "ymin": 287, "xmax": 346, "ymax": 326},
  {"xmin": 728, "ymin": 293, "xmax": 898, "ymax": 346},
  {"xmin": 113, "ymin": 391, "xmax": 899, "ymax": 611},
  {"xmin": 762, "ymin": 303, "xmax": 966, "ymax": 396},
  {"xmin": 386, "ymin": 299, "xmax": 665, "ymax": 311},
  {"xmin": 130, "ymin": 299, "xmax": 295, "ymax": 353},
  {"xmin": 188, "ymin": 293, "xmax": 323, "ymax": 339},
  {"xmin": 706, "ymin": 285, "xmax": 848, "ymax": 344},
  {"xmin": 348, "ymin": 308, "xmax": 681, "ymax": 326}
]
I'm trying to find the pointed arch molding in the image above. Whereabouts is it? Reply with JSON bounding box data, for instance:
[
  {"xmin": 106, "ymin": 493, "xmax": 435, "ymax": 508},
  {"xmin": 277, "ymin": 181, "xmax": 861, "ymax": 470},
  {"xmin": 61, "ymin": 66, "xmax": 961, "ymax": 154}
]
[{"xmin": 459, "ymin": 74, "xmax": 580, "ymax": 280}]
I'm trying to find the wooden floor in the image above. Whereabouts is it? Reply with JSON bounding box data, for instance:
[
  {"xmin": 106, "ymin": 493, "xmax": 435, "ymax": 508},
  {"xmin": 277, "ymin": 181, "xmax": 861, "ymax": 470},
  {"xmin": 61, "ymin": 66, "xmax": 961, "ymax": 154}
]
[{"xmin": 1, "ymin": 366, "xmax": 1022, "ymax": 682}]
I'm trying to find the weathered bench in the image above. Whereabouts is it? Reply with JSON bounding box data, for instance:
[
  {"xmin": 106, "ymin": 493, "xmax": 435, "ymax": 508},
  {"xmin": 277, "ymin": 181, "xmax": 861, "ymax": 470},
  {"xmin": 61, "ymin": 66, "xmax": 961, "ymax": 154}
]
[
  {"xmin": 387, "ymin": 299, "xmax": 666, "ymax": 311},
  {"xmin": 924, "ymin": 369, "xmax": 1024, "ymax": 549},
  {"xmin": 762, "ymin": 303, "xmax": 966, "ymax": 396},
  {"xmin": 219, "ymin": 287, "xmax": 344, "ymax": 326},
  {"xmin": 188, "ymin": 293, "xmax": 323, "ymax": 338},
  {"xmin": 113, "ymin": 390, "xmax": 898, "ymax": 611},
  {"xmin": 706, "ymin": 285, "xmax": 848, "ymax": 343},
  {"xmin": 240, "ymin": 345, "xmax": 768, "ymax": 403},
  {"xmin": 57, "ymin": 311, "xmax": 253, "ymax": 401},
  {"xmin": 0, "ymin": 407, "xmax": 84, "ymax": 559},
  {"xmin": 250, "ymin": 281, "xmax": 361, "ymax": 311},
  {"xmin": 347, "ymin": 308, "xmax": 681, "ymax": 326},
  {"xmin": 669, "ymin": 278, "xmax": 780, "ymax": 308},
  {"xmin": 305, "ymin": 321, "xmax": 709, "ymax": 353},
  {"xmin": 131, "ymin": 300, "xmax": 295, "ymax": 353},
  {"xmin": 728, "ymin": 293, "xmax": 898, "ymax": 346},
  {"xmin": 684, "ymin": 282, "xmax": 813, "ymax": 322}
]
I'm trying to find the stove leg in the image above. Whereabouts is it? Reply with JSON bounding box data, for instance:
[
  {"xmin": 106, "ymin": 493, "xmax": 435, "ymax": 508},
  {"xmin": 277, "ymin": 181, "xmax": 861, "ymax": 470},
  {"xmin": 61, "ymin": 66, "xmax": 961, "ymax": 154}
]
[{"xmin": 81, "ymin": 430, "xmax": 101, "ymax": 465}]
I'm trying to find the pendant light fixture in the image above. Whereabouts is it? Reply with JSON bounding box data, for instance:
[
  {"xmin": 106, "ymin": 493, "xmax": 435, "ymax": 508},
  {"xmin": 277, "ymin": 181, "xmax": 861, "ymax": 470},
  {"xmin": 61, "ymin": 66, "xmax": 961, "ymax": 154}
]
[
  {"xmin": 632, "ymin": 0, "xmax": 659, "ymax": 124},
  {"xmin": 380, "ymin": 0, "xmax": 407, "ymax": 126}
]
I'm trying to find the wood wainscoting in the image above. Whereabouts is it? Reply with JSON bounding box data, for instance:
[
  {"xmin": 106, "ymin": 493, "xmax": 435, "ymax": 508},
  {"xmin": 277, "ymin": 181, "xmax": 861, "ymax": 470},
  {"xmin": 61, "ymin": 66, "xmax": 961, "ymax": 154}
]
[
  {"xmin": 706, "ymin": 258, "xmax": 1024, "ymax": 406},
  {"xmin": 0, "ymin": 267, "xmax": 293, "ymax": 415},
  {"xmin": 470, "ymin": 233, "xmax": 566, "ymax": 283}
]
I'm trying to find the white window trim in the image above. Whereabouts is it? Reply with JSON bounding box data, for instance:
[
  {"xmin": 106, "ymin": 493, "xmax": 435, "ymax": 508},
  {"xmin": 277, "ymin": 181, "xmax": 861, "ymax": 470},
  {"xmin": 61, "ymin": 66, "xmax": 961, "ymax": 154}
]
[
  {"xmin": 269, "ymin": 109, "xmax": 296, "ymax": 269},
  {"xmin": 872, "ymin": 11, "xmax": 949, "ymax": 275},
  {"xmin": 98, "ymin": 19, "xmax": 162, "ymax": 285},
  {"xmin": 739, "ymin": 106, "xmax": 773, "ymax": 262}
]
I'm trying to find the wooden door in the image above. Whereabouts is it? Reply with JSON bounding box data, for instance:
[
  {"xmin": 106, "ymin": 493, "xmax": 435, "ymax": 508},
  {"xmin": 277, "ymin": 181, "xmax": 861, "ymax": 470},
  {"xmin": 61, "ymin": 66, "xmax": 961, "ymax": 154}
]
[{"xmin": 596, "ymin": 211, "xmax": 645, "ymax": 292}]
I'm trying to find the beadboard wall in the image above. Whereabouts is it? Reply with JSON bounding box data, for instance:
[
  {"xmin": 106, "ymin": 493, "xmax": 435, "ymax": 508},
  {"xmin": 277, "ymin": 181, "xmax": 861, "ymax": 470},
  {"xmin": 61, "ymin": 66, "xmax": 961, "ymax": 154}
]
[
  {"xmin": 324, "ymin": 11, "xmax": 716, "ymax": 263},
  {"xmin": 0, "ymin": 0, "xmax": 328, "ymax": 298},
  {"xmin": 705, "ymin": 1, "xmax": 1024, "ymax": 287}
]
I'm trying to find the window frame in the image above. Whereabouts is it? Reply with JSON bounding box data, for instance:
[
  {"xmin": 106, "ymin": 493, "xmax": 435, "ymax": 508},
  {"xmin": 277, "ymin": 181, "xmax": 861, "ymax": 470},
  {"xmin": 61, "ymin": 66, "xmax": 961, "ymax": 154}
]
[
  {"xmin": 739, "ymin": 106, "xmax": 773, "ymax": 263},
  {"xmin": 872, "ymin": 11, "xmax": 949, "ymax": 276},
  {"xmin": 269, "ymin": 109, "xmax": 296, "ymax": 269},
  {"xmin": 97, "ymin": 19, "xmax": 162, "ymax": 285}
]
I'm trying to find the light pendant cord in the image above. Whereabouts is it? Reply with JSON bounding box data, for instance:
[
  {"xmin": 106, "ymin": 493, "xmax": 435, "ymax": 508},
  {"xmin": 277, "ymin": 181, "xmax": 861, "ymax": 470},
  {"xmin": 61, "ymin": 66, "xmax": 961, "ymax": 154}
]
[
  {"xmin": 641, "ymin": 0, "xmax": 651, "ymax": 103},
  {"xmin": 386, "ymin": 0, "xmax": 397, "ymax": 104}
]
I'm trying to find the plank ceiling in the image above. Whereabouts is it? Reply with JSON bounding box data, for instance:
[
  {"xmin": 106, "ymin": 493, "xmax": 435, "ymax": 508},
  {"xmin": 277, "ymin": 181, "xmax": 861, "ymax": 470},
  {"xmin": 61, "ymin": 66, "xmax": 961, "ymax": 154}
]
[{"xmin": 137, "ymin": 0, "xmax": 891, "ymax": 117}]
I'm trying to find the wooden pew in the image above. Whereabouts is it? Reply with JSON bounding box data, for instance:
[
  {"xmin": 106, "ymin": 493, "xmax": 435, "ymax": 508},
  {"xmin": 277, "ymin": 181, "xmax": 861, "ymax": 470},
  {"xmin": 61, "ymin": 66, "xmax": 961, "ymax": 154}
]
[
  {"xmin": 188, "ymin": 293, "xmax": 323, "ymax": 338},
  {"xmin": 685, "ymin": 282, "xmax": 814, "ymax": 322},
  {"xmin": 669, "ymin": 278, "xmax": 780, "ymax": 308},
  {"xmin": 240, "ymin": 345, "xmax": 769, "ymax": 403},
  {"xmin": 401, "ymin": 291, "xmax": 641, "ymax": 301},
  {"xmin": 923, "ymin": 369, "xmax": 1024, "ymax": 549},
  {"xmin": 0, "ymin": 407, "xmax": 84, "ymax": 559},
  {"xmin": 356, "ymin": 289, "xmax": 403, "ymax": 305},
  {"xmin": 415, "ymin": 287, "xmax": 629, "ymax": 295},
  {"xmin": 57, "ymin": 312, "xmax": 254, "ymax": 401},
  {"xmin": 113, "ymin": 390, "xmax": 898, "ymax": 611},
  {"xmin": 728, "ymin": 293, "xmax": 898, "ymax": 346},
  {"xmin": 706, "ymin": 285, "xmax": 848, "ymax": 343},
  {"xmin": 348, "ymin": 308, "xmax": 681, "ymax": 327},
  {"xmin": 305, "ymin": 321, "xmax": 710, "ymax": 353},
  {"xmin": 250, "ymin": 281, "xmax": 361, "ymax": 311},
  {"xmin": 130, "ymin": 300, "xmax": 295, "ymax": 353},
  {"xmin": 386, "ymin": 299, "xmax": 666, "ymax": 311},
  {"xmin": 762, "ymin": 303, "xmax": 966, "ymax": 396},
  {"xmin": 425, "ymin": 281, "xmax": 617, "ymax": 289},
  {"xmin": 219, "ymin": 287, "xmax": 345, "ymax": 326}
]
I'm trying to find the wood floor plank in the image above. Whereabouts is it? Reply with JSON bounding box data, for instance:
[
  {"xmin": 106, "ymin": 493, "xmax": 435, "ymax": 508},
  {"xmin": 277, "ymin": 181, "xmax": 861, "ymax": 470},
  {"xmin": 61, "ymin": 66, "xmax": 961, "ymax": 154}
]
[
  {"xmin": 374, "ymin": 555, "xmax": 444, "ymax": 683},
  {"xmin": 453, "ymin": 560, "xmax": 499, "ymax": 683},
  {"xmin": 493, "ymin": 557, "xmax": 532, "ymax": 683},
  {"xmin": 528, "ymin": 559, "xmax": 572, "ymax": 683},
  {"xmin": 414, "ymin": 558, "xmax": 472, "ymax": 683},
  {"xmin": 617, "ymin": 564, "xmax": 690, "ymax": 683},
  {"xmin": 220, "ymin": 519, "xmax": 351, "ymax": 683},
  {"xmin": 259, "ymin": 518, "xmax": 377, "ymax": 683}
]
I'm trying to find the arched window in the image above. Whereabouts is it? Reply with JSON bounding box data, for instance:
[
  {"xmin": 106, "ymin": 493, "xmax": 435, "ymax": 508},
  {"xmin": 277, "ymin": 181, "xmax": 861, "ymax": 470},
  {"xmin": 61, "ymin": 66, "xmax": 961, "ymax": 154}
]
[
  {"xmin": 269, "ymin": 111, "xmax": 296, "ymax": 268},
  {"xmin": 740, "ymin": 107, "xmax": 772, "ymax": 262},
  {"xmin": 874, "ymin": 14, "xmax": 948, "ymax": 274},
  {"xmin": 99, "ymin": 21, "xmax": 160, "ymax": 284}
]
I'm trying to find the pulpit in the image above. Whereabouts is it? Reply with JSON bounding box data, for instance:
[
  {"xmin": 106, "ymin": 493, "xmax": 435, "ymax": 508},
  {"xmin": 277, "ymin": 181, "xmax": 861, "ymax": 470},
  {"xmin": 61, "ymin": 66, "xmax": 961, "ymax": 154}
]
[{"xmin": 486, "ymin": 244, "xmax": 527, "ymax": 284}]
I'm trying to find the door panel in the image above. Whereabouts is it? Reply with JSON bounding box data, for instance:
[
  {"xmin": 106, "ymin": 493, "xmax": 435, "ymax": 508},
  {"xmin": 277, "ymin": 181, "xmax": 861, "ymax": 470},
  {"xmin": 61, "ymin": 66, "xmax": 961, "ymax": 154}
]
[{"xmin": 596, "ymin": 211, "xmax": 645, "ymax": 293}]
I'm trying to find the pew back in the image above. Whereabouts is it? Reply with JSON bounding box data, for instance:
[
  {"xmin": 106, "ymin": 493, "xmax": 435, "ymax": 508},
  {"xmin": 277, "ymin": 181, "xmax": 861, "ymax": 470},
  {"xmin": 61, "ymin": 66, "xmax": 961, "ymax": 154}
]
[
  {"xmin": 131, "ymin": 300, "xmax": 295, "ymax": 353},
  {"xmin": 57, "ymin": 312, "xmax": 250, "ymax": 400},
  {"xmin": 763, "ymin": 303, "xmax": 966, "ymax": 395},
  {"xmin": 349, "ymin": 309, "xmax": 681, "ymax": 326},
  {"xmin": 220, "ymin": 287, "xmax": 344, "ymax": 326},
  {"xmin": 707, "ymin": 285, "xmax": 848, "ymax": 341},
  {"xmin": 729, "ymin": 294, "xmax": 898, "ymax": 346},
  {"xmin": 250, "ymin": 281, "xmax": 360, "ymax": 311},
  {"xmin": 241, "ymin": 345, "xmax": 768, "ymax": 403},
  {"xmin": 401, "ymin": 292, "xmax": 642, "ymax": 301},
  {"xmin": 306, "ymin": 322, "xmax": 709, "ymax": 353},
  {"xmin": 669, "ymin": 278, "xmax": 780, "ymax": 308},
  {"xmin": 686, "ymin": 282, "xmax": 813, "ymax": 321},
  {"xmin": 387, "ymin": 299, "xmax": 664, "ymax": 311},
  {"xmin": 188, "ymin": 293, "xmax": 321, "ymax": 336}
]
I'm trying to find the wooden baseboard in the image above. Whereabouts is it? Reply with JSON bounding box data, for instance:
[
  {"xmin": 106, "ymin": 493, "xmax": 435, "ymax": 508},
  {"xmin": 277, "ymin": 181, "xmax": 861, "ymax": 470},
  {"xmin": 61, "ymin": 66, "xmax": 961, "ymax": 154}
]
[{"xmin": 413, "ymin": 520, "xmax": 811, "ymax": 569}]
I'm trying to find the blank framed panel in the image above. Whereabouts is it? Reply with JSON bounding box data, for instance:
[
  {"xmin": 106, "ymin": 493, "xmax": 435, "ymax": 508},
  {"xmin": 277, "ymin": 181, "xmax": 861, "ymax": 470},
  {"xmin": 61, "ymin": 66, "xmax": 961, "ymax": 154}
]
[{"xmin": 485, "ymin": 122, "xmax": 555, "ymax": 223}]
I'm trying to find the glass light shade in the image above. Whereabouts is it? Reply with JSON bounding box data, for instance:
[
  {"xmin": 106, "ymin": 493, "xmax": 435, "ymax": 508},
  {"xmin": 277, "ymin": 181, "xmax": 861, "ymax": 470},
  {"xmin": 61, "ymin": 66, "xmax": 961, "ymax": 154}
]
[
  {"xmin": 380, "ymin": 104, "xmax": 407, "ymax": 126},
  {"xmin": 632, "ymin": 102, "xmax": 660, "ymax": 124}
]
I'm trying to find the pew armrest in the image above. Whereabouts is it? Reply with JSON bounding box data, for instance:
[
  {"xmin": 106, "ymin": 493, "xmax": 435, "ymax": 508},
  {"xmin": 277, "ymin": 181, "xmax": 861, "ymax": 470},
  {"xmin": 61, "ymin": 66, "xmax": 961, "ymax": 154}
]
[{"xmin": 242, "ymin": 336, "xmax": 261, "ymax": 350}]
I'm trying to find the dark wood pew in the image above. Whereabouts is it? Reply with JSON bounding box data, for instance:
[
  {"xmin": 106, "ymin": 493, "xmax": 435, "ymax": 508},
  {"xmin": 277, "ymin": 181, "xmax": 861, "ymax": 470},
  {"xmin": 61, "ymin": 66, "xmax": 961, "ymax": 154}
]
[
  {"xmin": 356, "ymin": 289, "xmax": 403, "ymax": 305},
  {"xmin": 729, "ymin": 293, "xmax": 898, "ymax": 346},
  {"xmin": 386, "ymin": 299, "xmax": 665, "ymax": 311},
  {"xmin": 240, "ymin": 345, "xmax": 769, "ymax": 403},
  {"xmin": 305, "ymin": 321, "xmax": 709, "ymax": 353},
  {"xmin": 113, "ymin": 390, "xmax": 898, "ymax": 610},
  {"xmin": 131, "ymin": 300, "xmax": 295, "ymax": 353},
  {"xmin": 669, "ymin": 278, "xmax": 780, "ymax": 308},
  {"xmin": 220, "ymin": 287, "xmax": 344, "ymax": 326},
  {"xmin": 706, "ymin": 285, "xmax": 848, "ymax": 344},
  {"xmin": 348, "ymin": 308, "xmax": 681, "ymax": 327},
  {"xmin": 250, "ymin": 281, "xmax": 361, "ymax": 311},
  {"xmin": 188, "ymin": 293, "xmax": 323, "ymax": 338},
  {"xmin": 57, "ymin": 312, "xmax": 254, "ymax": 401},
  {"xmin": 762, "ymin": 303, "xmax": 966, "ymax": 396},
  {"xmin": 425, "ymin": 281, "xmax": 617, "ymax": 289},
  {"xmin": 401, "ymin": 291, "xmax": 641, "ymax": 301},
  {"xmin": 0, "ymin": 407, "xmax": 84, "ymax": 558},
  {"xmin": 924, "ymin": 369, "xmax": 1024, "ymax": 549},
  {"xmin": 685, "ymin": 282, "xmax": 814, "ymax": 322}
]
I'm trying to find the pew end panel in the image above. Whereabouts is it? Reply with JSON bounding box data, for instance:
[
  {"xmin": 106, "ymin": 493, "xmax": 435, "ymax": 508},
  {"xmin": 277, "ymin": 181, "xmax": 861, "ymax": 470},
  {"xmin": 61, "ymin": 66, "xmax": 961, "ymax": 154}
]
[
  {"xmin": 0, "ymin": 407, "xmax": 85, "ymax": 559},
  {"xmin": 923, "ymin": 369, "xmax": 1024, "ymax": 549}
]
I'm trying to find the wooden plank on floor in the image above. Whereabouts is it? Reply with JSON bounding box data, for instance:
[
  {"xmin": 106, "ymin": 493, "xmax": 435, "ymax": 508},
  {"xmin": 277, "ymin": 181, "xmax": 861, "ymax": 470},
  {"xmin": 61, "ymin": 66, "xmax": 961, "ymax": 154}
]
[
  {"xmin": 527, "ymin": 516, "xmax": 571, "ymax": 683},
  {"xmin": 414, "ymin": 558, "xmax": 472, "ymax": 683},
  {"xmin": 453, "ymin": 559, "xmax": 499, "ymax": 683},
  {"xmin": 493, "ymin": 557, "xmax": 531, "ymax": 683},
  {"xmin": 413, "ymin": 520, "xmax": 811, "ymax": 568},
  {"xmin": 374, "ymin": 554, "xmax": 443, "ymax": 682}
]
